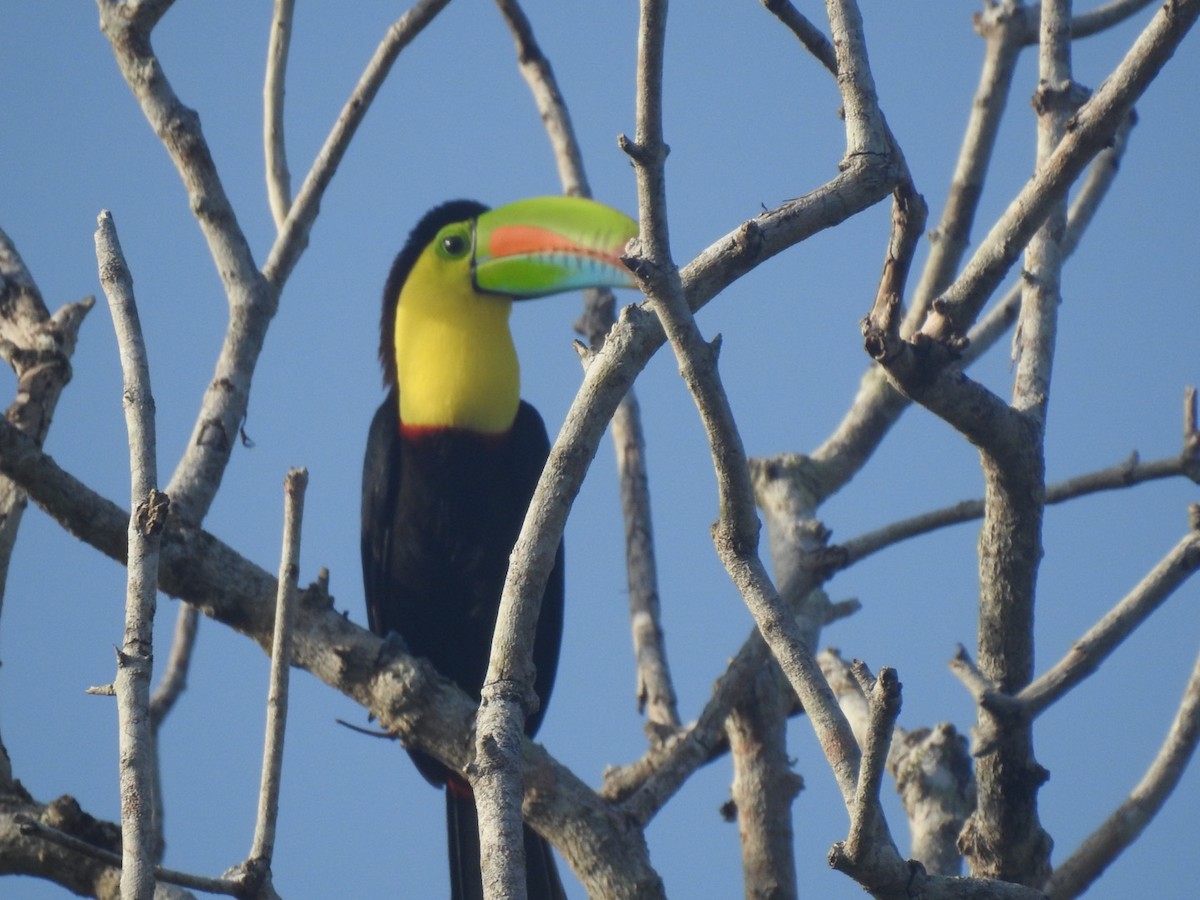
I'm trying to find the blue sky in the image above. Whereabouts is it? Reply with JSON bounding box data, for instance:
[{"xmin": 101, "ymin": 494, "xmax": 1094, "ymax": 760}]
[{"xmin": 1, "ymin": 2, "xmax": 1197, "ymax": 897}]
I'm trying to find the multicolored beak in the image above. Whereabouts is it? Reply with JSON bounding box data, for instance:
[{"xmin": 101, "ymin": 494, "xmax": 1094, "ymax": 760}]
[{"xmin": 472, "ymin": 196, "xmax": 639, "ymax": 299}]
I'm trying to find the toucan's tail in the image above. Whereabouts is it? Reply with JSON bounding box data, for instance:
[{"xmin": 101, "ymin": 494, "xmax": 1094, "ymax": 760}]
[{"xmin": 446, "ymin": 778, "xmax": 567, "ymax": 900}]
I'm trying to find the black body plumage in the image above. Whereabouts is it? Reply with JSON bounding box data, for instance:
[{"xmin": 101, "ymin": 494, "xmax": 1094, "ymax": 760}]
[{"xmin": 361, "ymin": 201, "xmax": 567, "ymax": 900}]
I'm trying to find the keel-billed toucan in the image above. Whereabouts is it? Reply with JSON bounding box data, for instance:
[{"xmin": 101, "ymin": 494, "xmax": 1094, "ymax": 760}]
[{"xmin": 361, "ymin": 196, "xmax": 638, "ymax": 900}]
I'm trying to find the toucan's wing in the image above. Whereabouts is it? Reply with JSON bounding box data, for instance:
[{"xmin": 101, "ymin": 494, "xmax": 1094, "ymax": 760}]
[{"xmin": 362, "ymin": 390, "xmax": 402, "ymax": 638}]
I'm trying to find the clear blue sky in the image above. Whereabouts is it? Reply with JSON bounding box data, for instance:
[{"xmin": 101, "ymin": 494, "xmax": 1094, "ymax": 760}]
[{"xmin": 2, "ymin": 2, "xmax": 1197, "ymax": 897}]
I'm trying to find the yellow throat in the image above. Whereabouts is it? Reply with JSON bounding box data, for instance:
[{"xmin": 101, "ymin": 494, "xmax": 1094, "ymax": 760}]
[{"xmin": 392, "ymin": 247, "xmax": 520, "ymax": 435}]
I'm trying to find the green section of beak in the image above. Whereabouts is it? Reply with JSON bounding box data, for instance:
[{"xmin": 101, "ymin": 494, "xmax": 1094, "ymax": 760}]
[{"xmin": 472, "ymin": 196, "xmax": 639, "ymax": 299}]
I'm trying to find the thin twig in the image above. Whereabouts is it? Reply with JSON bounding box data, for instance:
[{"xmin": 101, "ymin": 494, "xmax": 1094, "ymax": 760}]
[
  {"xmin": 1043, "ymin": 626, "xmax": 1200, "ymax": 898},
  {"xmin": 17, "ymin": 816, "xmax": 236, "ymax": 897},
  {"xmin": 606, "ymin": 629, "xmax": 775, "ymax": 821},
  {"xmin": 839, "ymin": 444, "xmax": 1194, "ymax": 568},
  {"xmin": 1019, "ymin": 0, "xmax": 1158, "ymax": 45},
  {"xmin": 96, "ymin": 209, "xmax": 164, "ymax": 900},
  {"xmin": 961, "ymin": 109, "xmax": 1135, "ymax": 367},
  {"xmin": 149, "ymin": 605, "xmax": 200, "ymax": 729},
  {"xmin": 910, "ymin": 2, "xmax": 1025, "ymax": 322},
  {"xmin": 147, "ymin": 601, "xmax": 199, "ymax": 864},
  {"xmin": 1019, "ymin": 526, "xmax": 1200, "ymax": 716},
  {"xmin": 494, "ymin": 0, "xmax": 589, "ymax": 196},
  {"xmin": 261, "ymin": 0, "xmax": 454, "ymax": 291},
  {"xmin": 249, "ymin": 468, "xmax": 307, "ymax": 867},
  {"xmin": 833, "ymin": 666, "xmax": 902, "ymax": 872},
  {"xmin": 264, "ymin": 0, "xmax": 295, "ymax": 229},
  {"xmin": 761, "ymin": 0, "xmax": 838, "ymax": 74}
]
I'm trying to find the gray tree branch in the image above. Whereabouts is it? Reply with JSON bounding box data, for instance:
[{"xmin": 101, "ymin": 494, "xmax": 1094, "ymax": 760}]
[
  {"xmin": 1043, "ymin": 544, "xmax": 1200, "ymax": 897},
  {"xmin": 263, "ymin": 0, "xmax": 295, "ymax": 229},
  {"xmin": 244, "ymin": 468, "xmax": 307, "ymax": 895},
  {"xmin": 496, "ymin": 0, "xmax": 679, "ymax": 735},
  {"xmin": 96, "ymin": 210, "xmax": 163, "ymax": 900}
]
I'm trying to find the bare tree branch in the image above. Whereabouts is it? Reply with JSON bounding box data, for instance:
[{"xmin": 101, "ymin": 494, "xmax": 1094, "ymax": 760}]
[
  {"xmin": 811, "ymin": 89, "xmax": 1134, "ymax": 516},
  {"xmin": 261, "ymin": 0, "xmax": 454, "ymax": 292},
  {"xmin": 1019, "ymin": 0, "xmax": 1158, "ymax": 45},
  {"xmin": 1020, "ymin": 524, "xmax": 1200, "ymax": 716},
  {"xmin": 0, "ymin": 228, "xmax": 93, "ymax": 613},
  {"xmin": 762, "ymin": 0, "xmax": 838, "ymax": 74},
  {"xmin": 494, "ymin": 0, "xmax": 589, "ymax": 197},
  {"xmin": 912, "ymin": 2, "xmax": 1025, "ymax": 321},
  {"xmin": 264, "ymin": 0, "xmax": 295, "ymax": 229},
  {"xmin": 820, "ymin": 648, "xmax": 974, "ymax": 879},
  {"xmin": 10, "ymin": 810, "xmax": 196, "ymax": 898},
  {"xmin": 830, "ymin": 664, "xmax": 903, "ymax": 884},
  {"xmin": 98, "ymin": 0, "xmax": 453, "ymax": 524},
  {"xmin": 956, "ymin": 1, "xmax": 1074, "ymax": 879},
  {"xmin": 96, "ymin": 0, "xmax": 273, "ymax": 524},
  {"xmin": 0, "ymin": 409, "xmax": 667, "ymax": 898},
  {"xmin": 96, "ymin": 209, "xmax": 164, "ymax": 900},
  {"xmin": 922, "ymin": 0, "xmax": 1200, "ymax": 342},
  {"xmin": 1043, "ymin": 575, "xmax": 1200, "ymax": 897},
  {"xmin": 248, "ymin": 468, "xmax": 306, "ymax": 872},
  {"xmin": 622, "ymin": 4, "xmax": 920, "ymax": 895},
  {"xmin": 839, "ymin": 442, "xmax": 1199, "ymax": 567},
  {"xmin": 149, "ymin": 606, "xmax": 199, "ymax": 729},
  {"xmin": 497, "ymin": 0, "xmax": 679, "ymax": 732},
  {"xmin": 726, "ymin": 667, "xmax": 801, "ymax": 900}
]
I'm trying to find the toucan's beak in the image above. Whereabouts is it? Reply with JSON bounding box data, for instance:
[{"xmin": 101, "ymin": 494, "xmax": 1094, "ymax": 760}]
[{"xmin": 472, "ymin": 196, "xmax": 639, "ymax": 299}]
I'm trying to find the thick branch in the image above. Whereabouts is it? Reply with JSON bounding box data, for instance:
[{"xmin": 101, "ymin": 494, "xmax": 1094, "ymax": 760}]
[
  {"xmin": 726, "ymin": 666, "xmax": 801, "ymax": 900},
  {"xmin": 0, "ymin": 414, "xmax": 664, "ymax": 898},
  {"xmin": 498, "ymin": 0, "xmax": 679, "ymax": 732},
  {"xmin": 97, "ymin": 0, "xmax": 274, "ymax": 524}
]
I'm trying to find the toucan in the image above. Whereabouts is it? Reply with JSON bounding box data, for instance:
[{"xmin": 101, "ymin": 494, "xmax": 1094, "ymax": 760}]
[{"xmin": 361, "ymin": 196, "xmax": 638, "ymax": 900}]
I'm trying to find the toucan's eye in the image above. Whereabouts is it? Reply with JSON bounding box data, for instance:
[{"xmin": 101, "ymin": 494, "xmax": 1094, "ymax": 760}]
[{"xmin": 434, "ymin": 224, "xmax": 471, "ymax": 260}]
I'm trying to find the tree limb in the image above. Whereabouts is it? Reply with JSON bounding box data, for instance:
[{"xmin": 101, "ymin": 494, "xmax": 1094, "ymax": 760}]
[
  {"xmin": 1018, "ymin": 0, "xmax": 1158, "ymax": 45},
  {"xmin": 1019, "ymin": 522, "xmax": 1200, "ymax": 716},
  {"xmin": 263, "ymin": 0, "xmax": 295, "ymax": 229},
  {"xmin": 838, "ymin": 440, "xmax": 1199, "ymax": 567},
  {"xmin": 260, "ymin": 0, "xmax": 454, "ymax": 293},
  {"xmin": 497, "ymin": 0, "xmax": 679, "ymax": 732},
  {"xmin": 0, "ymin": 228, "xmax": 93, "ymax": 615},
  {"xmin": 247, "ymin": 469, "xmax": 307, "ymax": 881},
  {"xmin": 1043, "ymin": 566, "xmax": 1200, "ymax": 897},
  {"xmin": 96, "ymin": 209, "xmax": 163, "ymax": 900},
  {"xmin": 922, "ymin": 0, "xmax": 1200, "ymax": 342}
]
